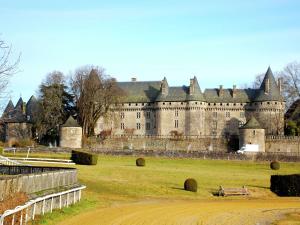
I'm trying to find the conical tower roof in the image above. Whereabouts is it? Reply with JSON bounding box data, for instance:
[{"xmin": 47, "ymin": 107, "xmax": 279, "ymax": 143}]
[
  {"xmin": 15, "ymin": 97, "xmax": 24, "ymax": 108},
  {"xmin": 187, "ymin": 76, "xmax": 206, "ymax": 101},
  {"xmin": 2, "ymin": 100, "xmax": 14, "ymax": 117},
  {"xmin": 61, "ymin": 116, "xmax": 81, "ymax": 127},
  {"xmin": 240, "ymin": 116, "xmax": 262, "ymax": 129},
  {"xmin": 254, "ymin": 67, "xmax": 284, "ymax": 102}
]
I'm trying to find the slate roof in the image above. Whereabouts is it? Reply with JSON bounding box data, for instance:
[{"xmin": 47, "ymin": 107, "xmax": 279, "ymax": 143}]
[
  {"xmin": 254, "ymin": 67, "xmax": 284, "ymax": 102},
  {"xmin": 2, "ymin": 100, "xmax": 14, "ymax": 117},
  {"xmin": 186, "ymin": 77, "xmax": 206, "ymax": 101},
  {"xmin": 204, "ymin": 88, "xmax": 257, "ymax": 103},
  {"xmin": 156, "ymin": 86, "xmax": 189, "ymax": 102},
  {"xmin": 240, "ymin": 117, "xmax": 262, "ymax": 129},
  {"xmin": 117, "ymin": 81, "xmax": 161, "ymax": 103},
  {"xmin": 61, "ymin": 116, "xmax": 81, "ymax": 127}
]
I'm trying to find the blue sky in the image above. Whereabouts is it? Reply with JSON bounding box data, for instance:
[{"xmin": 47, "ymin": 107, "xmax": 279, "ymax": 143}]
[{"xmin": 1, "ymin": 0, "xmax": 300, "ymax": 105}]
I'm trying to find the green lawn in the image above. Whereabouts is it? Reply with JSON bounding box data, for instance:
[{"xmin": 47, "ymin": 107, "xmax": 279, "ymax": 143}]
[
  {"xmin": 3, "ymin": 152, "xmax": 71, "ymax": 160},
  {"xmin": 28, "ymin": 155, "xmax": 300, "ymax": 224}
]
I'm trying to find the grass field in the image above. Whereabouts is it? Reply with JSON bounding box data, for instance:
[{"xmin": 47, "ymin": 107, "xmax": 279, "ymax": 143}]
[{"xmin": 26, "ymin": 155, "xmax": 300, "ymax": 225}]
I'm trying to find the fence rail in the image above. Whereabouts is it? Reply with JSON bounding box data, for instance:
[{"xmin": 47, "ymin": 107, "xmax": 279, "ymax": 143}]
[
  {"xmin": 0, "ymin": 155, "xmax": 23, "ymax": 166},
  {"xmin": 0, "ymin": 185, "xmax": 86, "ymax": 225}
]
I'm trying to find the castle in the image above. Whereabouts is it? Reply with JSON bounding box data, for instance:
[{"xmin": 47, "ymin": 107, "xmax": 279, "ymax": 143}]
[
  {"xmin": 0, "ymin": 67, "xmax": 286, "ymax": 151},
  {"xmin": 95, "ymin": 67, "xmax": 285, "ymax": 138}
]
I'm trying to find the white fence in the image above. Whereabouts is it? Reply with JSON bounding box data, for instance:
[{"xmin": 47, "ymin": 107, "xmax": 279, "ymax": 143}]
[
  {"xmin": 0, "ymin": 185, "xmax": 86, "ymax": 225},
  {"xmin": 0, "ymin": 155, "xmax": 23, "ymax": 166}
]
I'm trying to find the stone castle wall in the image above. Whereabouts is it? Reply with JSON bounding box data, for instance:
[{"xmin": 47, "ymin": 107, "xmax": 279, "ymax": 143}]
[
  {"xmin": 90, "ymin": 136, "xmax": 230, "ymax": 152},
  {"xmin": 0, "ymin": 166, "xmax": 78, "ymax": 201},
  {"xmin": 95, "ymin": 100, "xmax": 285, "ymax": 138},
  {"xmin": 60, "ymin": 127, "xmax": 82, "ymax": 149},
  {"xmin": 265, "ymin": 136, "xmax": 300, "ymax": 154}
]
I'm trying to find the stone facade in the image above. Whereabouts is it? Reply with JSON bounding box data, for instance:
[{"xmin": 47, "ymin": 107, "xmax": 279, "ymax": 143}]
[
  {"xmin": 0, "ymin": 96, "xmax": 38, "ymax": 146},
  {"xmin": 96, "ymin": 67, "xmax": 285, "ymax": 138},
  {"xmin": 239, "ymin": 117, "xmax": 266, "ymax": 152},
  {"xmin": 59, "ymin": 116, "xmax": 82, "ymax": 149}
]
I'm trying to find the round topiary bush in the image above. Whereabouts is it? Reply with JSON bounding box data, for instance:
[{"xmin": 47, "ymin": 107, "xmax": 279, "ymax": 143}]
[
  {"xmin": 184, "ymin": 178, "xmax": 197, "ymax": 192},
  {"xmin": 270, "ymin": 161, "xmax": 280, "ymax": 170},
  {"xmin": 136, "ymin": 158, "xmax": 145, "ymax": 167}
]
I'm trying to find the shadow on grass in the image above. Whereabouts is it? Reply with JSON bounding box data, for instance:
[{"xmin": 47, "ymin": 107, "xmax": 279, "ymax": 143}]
[
  {"xmin": 246, "ymin": 185, "xmax": 270, "ymax": 189},
  {"xmin": 171, "ymin": 187, "xmax": 185, "ymax": 191}
]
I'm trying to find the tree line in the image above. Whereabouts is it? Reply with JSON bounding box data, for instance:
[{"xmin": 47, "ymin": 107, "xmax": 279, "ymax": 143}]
[
  {"xmin": 2, "ymin": 37, "xmax": 300, "ymax": 142},
  {"xmin": 34, "ymin": 66, "xmax": 124, "ymax": 143}
]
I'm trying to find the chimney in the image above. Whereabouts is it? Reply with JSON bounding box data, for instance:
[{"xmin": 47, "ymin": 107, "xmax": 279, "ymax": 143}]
[
  {"xmin": 190, "ymin": 78, "xmax": 195, "ymax": 95},
  {"xmin": 232, "ymin": 85, "xmax": 237, "ymax": 98},
  {"xmin": 278, "ymin": 78, "xmax": 282, "ymax": 94},
  {"xmin": 131, "ymin": 77, "xmax": 137, "ymax": 82},
  {"xmin": 161, "ymin": 77, "xmax": 169, "ymax": 95},
  {"xmin": 265, "ymin": 78, "xmax": 270, "ymax": 94},
  {"xmin": 219, "ymin": 85, "xmax": 224, "ymax": 97}
]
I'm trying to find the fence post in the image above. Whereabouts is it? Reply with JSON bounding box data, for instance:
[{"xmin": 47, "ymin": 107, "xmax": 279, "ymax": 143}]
[
  {"xmin": 42, "ymin": 199, "xmax": 45, "ymax": 215},
  {"xmin": 59, "ymin": 195, "xmax": 62, "ymax": 209},
  {"xmin": 24, "ymin": 208, "xmax": 28, "ymax": 225},
  {"xmin": 32, "ymin": 203, "xmax": 36, "ymax": 220},
  {"xmin": 73, "ymin": 191, "xmax": 76, "ymax": 204},
  {"xmin": 50, "ymin": 197, "xmax": 53, "ymax": 213},
  {"xmin": 79, "ymin": 189, "xmax": 82, "ymax": 201},
  {"xmin": 67, "ymin": 193, "xmax": 69, "ymax": 207},
  {"xmin": 20, "ymin": 210, "xmax": 23, "ymax": 225},
  {"xmin": 12, "ymin": 214, "xmax": 15, "ymax": 225}
]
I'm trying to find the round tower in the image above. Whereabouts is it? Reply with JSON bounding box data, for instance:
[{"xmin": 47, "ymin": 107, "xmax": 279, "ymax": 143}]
[
  {"xmin": 239, "ymin": 117, "xmax": 265, "ymax": 152},
  {"xmin": 186, "ymin": 76, "xmax": 206, "ymax": 136},
  {"xmin": 60, "ymin": 116, "xmax": 82, "ymax": 149},
  {"xmin": 253, "ymin": 67, "xmax": 285, "ymax": 135}
]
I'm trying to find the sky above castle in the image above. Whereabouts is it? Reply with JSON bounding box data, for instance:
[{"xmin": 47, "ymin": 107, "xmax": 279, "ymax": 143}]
[{"xmin": 1, "ymin": 0, "xmax": 300, "ymax": 106}]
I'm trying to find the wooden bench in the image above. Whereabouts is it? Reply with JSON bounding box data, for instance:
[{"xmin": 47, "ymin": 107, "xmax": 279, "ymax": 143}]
[{"xmin": 218, "ymin": 186, "xmax": 249, "ymax": 197}]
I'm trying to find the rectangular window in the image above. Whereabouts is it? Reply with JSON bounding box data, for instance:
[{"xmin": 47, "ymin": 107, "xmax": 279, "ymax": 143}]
[
  {"xmin": 239, "ymin": 121, "xmax": 244, "ymax": 127},
  {"xmin": 213, "ymin": 112, "xmax": 218, "ymax": 118},
  {"xmin": 136, "ymin": 123, "xmax": 141, "ymax": 130},
  {"xmin": 175, "ymin": 120, "xmax": 179, "ymax": 128},
  {"xmin": 240, "ymin": 112, "xmax": 245, "ymax": 118},
  {"xmin": 146, "ymin": 122, "xmax": 151, "ymax": 130},
  {"xmin": 121, "ymin": 123, "xmax": 125, "ymax": 129},
  {"xmin": 146, "ymin": 111, "xmax": 151, "ymax": 119},
  {"xmin": 120, "ymin": 112, "xmax": 125, "ymax": 119},
  {"xmin": 137, "ymin": 112, "xmax": 141, "ymax": 119},
  {"xmin": 175, "ymin": 110, "xmax": 178, "ymax": 117},
  {"xmin": 225, "ymin": 112, "xmax": 230, "ymax": 118},
  {"xmin": 212, "ymin": 121, "xmax": 217, "ymax": 129}
]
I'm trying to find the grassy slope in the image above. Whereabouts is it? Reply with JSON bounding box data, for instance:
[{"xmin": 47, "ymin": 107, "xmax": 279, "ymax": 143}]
[{"xmin": 31, "ymin": 155, "xmax": 300, "ymax": 224}]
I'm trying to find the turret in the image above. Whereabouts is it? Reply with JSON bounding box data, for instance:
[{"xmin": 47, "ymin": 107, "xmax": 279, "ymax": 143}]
[{"xmin": 161, "ymin": 77, "xmax": 169, "ymax": 96}]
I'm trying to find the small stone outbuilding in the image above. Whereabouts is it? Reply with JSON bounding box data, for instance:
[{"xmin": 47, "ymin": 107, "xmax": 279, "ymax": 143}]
[
  {"xmin": 239, "ymin": 117, "xmax": 265, "ymax": 152},
  {"xmin": 60, "ymin": 116, "xmax": 82, "ymax": 149}
]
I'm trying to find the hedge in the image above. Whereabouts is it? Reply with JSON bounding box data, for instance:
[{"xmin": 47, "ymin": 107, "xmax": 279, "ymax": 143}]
[
  {"xmin": 136, "ymin": 158, "xmax": 145, "ymax": 167},
  {"xmin": 71, "ymin": 150, "xmax": 98, "ymax": 165},
  {"xmin": 270, "ymin": 174, "xmax": 300, "ymax": 196},
  {"xmin": 0, "ymin": 147, "xmax": 3, "ymax": 155},
  {"xmin": 184, "ymin": 178, "xmax": 198, "ymax": 192}
]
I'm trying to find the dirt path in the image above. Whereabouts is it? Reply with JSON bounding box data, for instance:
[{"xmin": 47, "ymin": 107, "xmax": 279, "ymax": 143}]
[{"xmin": 58, "ymin": 199, "xmax": 300, "ymax": 225}]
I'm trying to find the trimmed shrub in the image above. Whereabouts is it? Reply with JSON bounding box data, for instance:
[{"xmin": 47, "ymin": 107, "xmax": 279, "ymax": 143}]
[
  {"xmin": 136, "ymin": 158, "xmax": 145, "ymax": 167},
  {"xmin": 184, "ymin": 178, "xmax": 198, "ymax": 192},
  {"xmin": 270, "ymin": 161, "xmax": 280, "ymax": 170},
  {"xmin": 271, "ymin": 174, "xmax": 300, "ymax": 196},
  {"xmin": 71, "ymin": 150, "xmax": 98, "ymax": 165}
]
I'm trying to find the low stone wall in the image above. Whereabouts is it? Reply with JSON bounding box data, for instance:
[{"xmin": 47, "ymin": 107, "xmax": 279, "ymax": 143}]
[
  {"xmin": 90, "ymin": 136, "xmax": 229, "ymax": 152},
  {"xmin": 0, "ymin": 166, "xmax": 78, "ymax": 201},
  {"xmin": 266, "ymin": 136, "xmax": 300, "ymax": 154}
]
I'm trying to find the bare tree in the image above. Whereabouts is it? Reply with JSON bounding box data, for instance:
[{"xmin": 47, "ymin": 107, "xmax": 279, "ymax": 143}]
[
  {"xmin": 70, "ymin": 66, "xmax": 124, "ymax": 137},
  {"xmin": 0, "ymin": 38, "xmax": 20, "ymax": 95},
  {"xmin": 279, "ymin": 61, "xmax": 300, "ymax": 107},
  {"xmin": 38, "ymin": 71, "xmax": 74, "ymax": 143}
]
